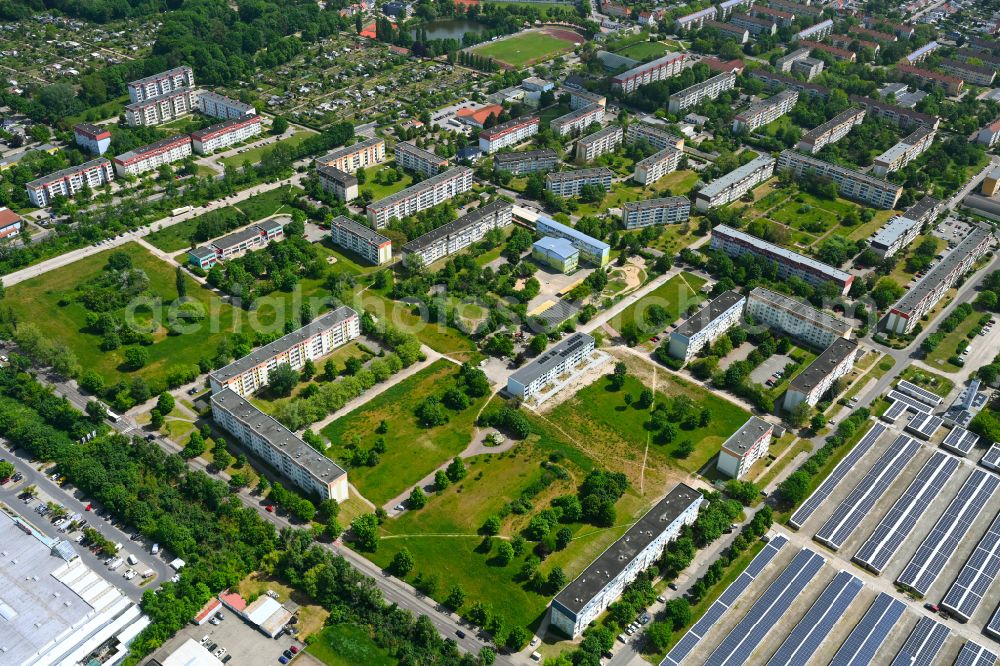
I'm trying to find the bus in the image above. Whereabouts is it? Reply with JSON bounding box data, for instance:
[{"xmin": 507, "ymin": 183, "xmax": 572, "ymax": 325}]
[{"xmin": 171, "ymin": 205, "xmax": 193, "ymax": 217}]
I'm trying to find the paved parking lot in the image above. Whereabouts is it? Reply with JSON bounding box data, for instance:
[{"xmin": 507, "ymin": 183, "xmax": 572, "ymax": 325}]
[
  {"xmin": 151, "ymin": 608, "xmax": 305, "ymax": 666},
  {"xmin": 749, "ymin": 353, "xmax": 793, "ymax": 385}
]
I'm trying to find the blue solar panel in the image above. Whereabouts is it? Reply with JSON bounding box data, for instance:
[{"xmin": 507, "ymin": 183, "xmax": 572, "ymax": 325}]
[
  {"xmin": 663, "ymin": 632, "xmax": 701, "ymax": 666},
  {"xmin": 854, "ymin": 450, "xmax": 959, "ymax": 574},
  {"xmin": 954, "ymin": 641, "xmax": 1000, "ymax": 666},
  {"xmin": 942, "ymin": 511, "xmax": 1000, "ymax": 621},
  {"xmin": 790, "ymin": 422, "xmax": 886, "ymax": 529},
  {"xmin": 766, "ymin": 570, "xmax": 863, "ymax": 666},
  {"xmin": 889, "ymin": 616, "xmax": 950, "ymax": 666},
  {"xmin": 705, "ymin": 549, "xmax": 825, "ymax": 666},
  {"xmin": 830, "ymin": 593, "xmax": 907, "ymax": 666},
  {"xmin": 982, "ymin": 444, "xmax": 1000, "ymax": 473},
  {"xmin": 815, "ymin": 435, "xmax": 920, "ymax": 551}
]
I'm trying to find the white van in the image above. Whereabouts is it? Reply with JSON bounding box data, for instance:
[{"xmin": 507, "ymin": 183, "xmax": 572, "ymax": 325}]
[
  {"xmin": 141, "ymin": 570, "xmax": 155, "ymax": 579},
  {"xmin": 151, "ymin": 543, "xmax": 160, "ymax": 555},
  {"xmin": 127, "ymin": 553, "xmax": 138, "ymax": 566},
  {"xmin": 107, "ymin": 557, "xmax": 123, "ymax": 570}
]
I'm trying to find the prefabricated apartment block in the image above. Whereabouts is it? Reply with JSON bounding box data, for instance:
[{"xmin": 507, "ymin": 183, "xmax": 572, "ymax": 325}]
[
  {"xmin": 394, "ymin": 141, "xmax": 450, "ymax": 177},
  {"xmin": 197, "ymin": 91, "xmax": 256, "ymax": 119},
  {"xmin": 478, "ymin": 116, "xmax": 540, "ymax": 153},
  {"xmin": 668, "ymin": 72, "xmax": 737, "ymax": 113},
  {"xmin": 26, "ymin": 158, "xmax": 114, "ymax": 207},
  {"xmin": 784, "ymin": 337, "xmax": 859, "ymax": 409},
  {"xmin": 315, "ymin": 137, "xmax": 386, "ymax": 173},
  {"xmin": 125, "ymin": 88, "xmax": 198, "ymax": 126},
  {"xmin": 507, "ymin": 332, "xmax": 596, "ymax": 400},
  {"xmin": 551, "ymin": 104, "xmax": 606, "ymax": 137},
  {"xmin": 776, "ymin": 150, "xmax": 903, "ymax": 209},
  {"xmin": 872, "ymin": 126, "xmax": 935, "ymax": 177},
  {"xmin": 746, "ymin": 287, "xmax": 852, "ymax": 349},
  {"xmin": 112, "ymin": 134, "xmax": 192, "ymax": 177},
  {"xmin": 367, "ymin": 166, "xmax": 474, "ymax": 228},
  {"xmin": 330, "ymin": 215, "xmax": 392, "ymax": 265},
  {"xmin": 317, "ymin": 165, "xmax": 359, "ymax": 202},
  {"xmin": 621, "ymin": 196, "xmax": 691, "ymax": 229},
  {"xmin": 732, "ymin": 90, "xmax": 798, "ymax": 133},
  {"xmin": 717, "ymin": 416, "xmax": 774, "ymax": 479},
  {"xmin": 796, "ymin": 108, "xmax": 866, "ymax": 154},
  {"xmin": 611, "ymin": 52, "xmax": 687, "ymax": 94},
  {"xmin": 575, "ymin": 125, "xmax": 623, "ymax": 162},
  {"xmin": 633, "ymin": 146, "xmax": 681, "ymax": 185},
  {"xmin": 545, "ymin": 167, "xmax": 613, "ymax": 198},
  {"xmin": 695, "ymin": 155, "xmax": 775, "ymax": 211},
  {"xmin": 667, "ymin": 290, "xmax": 746, "ymax": 362},
  {"xmin": 493, "ymin": 149, "xmax": 559, "ymax": 176},
  {"xmin": 401, "ymin": 199, "xmax": 513, "ymax": 266},
  {"xmin": 128, "ymin": 66, "xmax": 195, "ymax": 103},
  {"xmin": 190, "ymin": 114, "xmax": 263, "ymax": 154}
]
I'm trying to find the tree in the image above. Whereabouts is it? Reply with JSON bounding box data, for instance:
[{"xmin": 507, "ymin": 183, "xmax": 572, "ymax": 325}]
[
  {"xmin": 482, "ymin": 515, "xmax": 501, "ymax": 535},
  {"xmin": 446, "ymin": 584, "xmax": 466, "ymax": 610},
  {"xmin": 351, "ymin": 513, "xmax": 380, "ymax": 551},
  {"xmin": 183, "ymin": 431, "xmax": 206, "ymax": 458},
  {"xmin": 786, "ymin": 401, "xmax": 811, "ymax": 427},
  {"xmin": 479, "ymin": 647, "xmax": 496, "ymax": 666},
  {"xmin": 408, "ymin": 485, "xmax": 428, "ymax": 509},
  {"xmin": 150, "ymin": 409, "xmax": 164, "ymax": 429},
  {"xmin": 555, "ymin": 527, "xmax": 572, "ymax": 550},
  {"xmin": 547, "ymin": 566, "xmax": 567, "ymax": 591},
  {"xmin": 124, "ymin": 346, "xmax": 148, "ymax": 370},
  {"xmin": 391, "ymin": 547, "xmax": 415, "ymax": 576},
  {"xmin": 301, "ymin": 359, "xmax": 316, "ymax": 381},
  {"xmin": 529, "ymin": 334, "xmax": 548, "ymax": 355},
  {"xmin": 268, "ymin": 363, "xmax": 299, "ymax": 397},
  {"xmin": 778, "ymin": 470, "xmax": 811, "ymax": 506},
  {"xmin": 810, "ymin": 413, "xmax": 827, "ymax": 432},
  {"xmin": 434, "ymin": 470, "xmax": 450, "ymax": 492},
  {"xmin": 271, "ymin": 116, "xmax": 289, "ymax": 134},
  {"xmin": 156, "ymin": 392, "xmax": 175, "ymax": 415},
  {"xmin": 85, "ymin": 400, "xmax": 107, "ymax": 422},
  {"xmin": 446, "ymin": 456, "xmax": 467, "ymax": 482},
  {"xmin": 663, "ymin": 598, "xmax": 692, "ymax": 630},
  {"xmin": 610, "ymin": 362, "xmax": 628, "ymax": 390},
  {"xmin": 646, "ymin": 622, "xmax": 673, "ymax": 651},
  {"xmin": 496, "ymin": 540, "xmax": 515, "ymax": 566},
  {"xmin": 0, "ymin": 460, "xmax": 14, "ymax": 480},
  {"xmin": 724, "ymin": 479, "xmax": 759, "ymax": 505}
]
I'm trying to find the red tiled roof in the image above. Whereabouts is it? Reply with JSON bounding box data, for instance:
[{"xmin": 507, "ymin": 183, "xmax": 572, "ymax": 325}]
[
  {"xmin": 219, "ymin": 591, "xmax": 247, "ymax": 613},
  {"xmin": 193, "ymin": 598, "xmax": 222, "ymax": 623},
  {"xmin": 457, "ymin": 104, "xmax": 503, "ymax": 126},
  {"xmin": 0, "ymin": 208, "xmax": 22, "ymax": 228}
]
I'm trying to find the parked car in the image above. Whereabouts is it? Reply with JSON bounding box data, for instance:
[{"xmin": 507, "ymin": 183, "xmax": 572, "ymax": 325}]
[{"xmin": 924, "ymin": 603, "xmax": 939, "ymax": 613}]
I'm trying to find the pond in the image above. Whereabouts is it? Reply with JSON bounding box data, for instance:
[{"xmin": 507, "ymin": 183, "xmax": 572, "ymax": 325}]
[{"xmin": 413, "ymin": 18, "xmax": 487, "ymax": 41}]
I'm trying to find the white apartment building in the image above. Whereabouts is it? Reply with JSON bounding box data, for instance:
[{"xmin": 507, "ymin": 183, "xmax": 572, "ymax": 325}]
[
  {"xmin": 367, "ymin": 166, "xmax": 473, "ymax": 228},
  {"xmin": 977, "ymin": 119, "xmax": 1000, "ymax": 148},
  {"xmin": 776, "ymin": 48, "xmax": 811, "ymax": 72},
  {"xmin": 330, "ymin": 215, "xmax": 392, "ymax": 265},
  {"xmin": 732, "ymin": 90, "xmax": 798, "ymax": 133},
  {"xmin": 551, "ymin": 104, "xmax": 606, "ymax": 137},
  {"xmin": 621, "ymin": 196, "xmax": 691, "ymax": 229},
  {"xmin": 747, "ymin": 287, "xmax": 853, "ymax": 349},
  {"xmin": 869, "ymin": 215, "xmax": 921, "ymax": 260},
  {"xmin": 872, "ymin": 126, "xmax": 935, "ymax": 177},
  {"xmin": 730, "ymin": 12, "xmax": 777, "ymax": 37},
  {"xmin": 210, "ymin": 307, "xmax": 361, "ymax": 396},
  {"xmin": 794, "ymin": 18, "xmax": 833, "ymax": 41},
  {"xmin": 507, "ymin": 332, "xmax": 595, "ymax": 399},
  {"xmin": 212, "ymin": 389, "xmax": 349, "ymax": 501},
  {"xmin": 886, "ymin": 225, "xmax": 994, "ymax": 334},
  {"xmin": 850, "ymin": 94, "xmax": 939, "ymax": 130},
  {"xmin": 777, "ymin": 150, "xmax": 902, "ymax": 209},
  {"xmin": 784, "ymin": 337, "xmax": 858, "ymax": 409},
  {"xmin": 401, "ymin": 199, "xmax": 512, "ymax": 266},
  {"xmin": 667, "ymin": 290, "xmax": 746, "ymax": 362},
  {"xmin": 568, "ymin": 88, "xmax": 607, "ymax": 111},
  {"xmin": 626, "ymin": 123, "xmax": 685, "ymax": 151},
  {"xmin": 705, "ymin": 20, "xmax": 750, "ymax": 44},
  {"xmin": 695, "ymin": 154, "xmax": 775, "ymax": 211},
  {"xmin": 125, "ymin": 88, "xmax": 198, "ymax": 126},
  {"xmin": 717, "ymin": 416, "xmax": 773, "ymax": 479},
  {"xmin": 668, "ymin": 72, "xmax": 737, "ymax": 113},
  {"xmin": 549, "ymin": 484, "xmax": 703, "ymax": 638},
  {"xmin": 112, "ymin": 134, "xmax": 192, "ymax": 177},
  {"xmin": 796, "ymin": 108, "xmax": 866, "ymax": 154},
  {"xmin": 711, "ymin": 224, "xmax": 854, "ymax": 295},
  {"xmin": 394, "ymin": 141, "xmax": 449, "ymax": 177},
  {"xmin": 26, "ymin": 158, "xmax": 114, "ymax": 207},
  {"xmin": 545, "ymin": 167, "xmax": 613, "ymax": 197},
  {"xmin": 536, "ymin": 215, "xmax": 611, "ymax": 266},
  {"xmin": 128, "ymin": 66, "xmax": 195, "ymax": 103},
  {"xmin": 317, "ymin": 165, "xmax": 359, "ymax": 202},
  {"xmin": 73, "ymin": 122, "xmax": 111, "ymax": 155},
  {"xmin": 190, "ymin": 114, "xmax": 262, "ymax": 154},
  {"xmin": 611, "ymin": 52, "xmax": 687, "ymax": 95},
  {"xmin": 675, "ymin": 7, "xmax": 717, "ymax": 31},
  {"xmin": 197, "ymin": 90, "xmax": 256, "ymax": 119},
  {"xmin": 478, "ymin": 116, "xmax": 539, "ymax": 153},
  {"xmin": 575, "ymin": 125, "xmax": 623, "ymax": 162},
  {"xmin": 718, "ymin": 0, "xmax": 755, "ymax": 19},
  {"xmin": 315, "ymin": 137, "xmax": 385, "ymax": 173},
  {"xmin": 633, "ymin": 146, "xmax": 681, "ymax": 185},
  {"xmin": 493, "ymin": 149, "xmax": 559, "ymax": 175}
]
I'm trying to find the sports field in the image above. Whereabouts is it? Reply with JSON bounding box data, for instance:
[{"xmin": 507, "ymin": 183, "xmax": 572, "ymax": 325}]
[{"xmin": 471, "ymin": 27, "xmax": 583, "ymax": 68}]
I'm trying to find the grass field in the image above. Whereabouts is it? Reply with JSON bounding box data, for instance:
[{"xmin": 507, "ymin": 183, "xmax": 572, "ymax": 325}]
[
  {"xmin": 237, "ymin": 573, "xmax": 329, "ymax": 639},
  {"xmin": 471, "ymin": 30, "xmax": 579, "ymax": 68},
  {"xmin": 219, "ymin": 129, "xmax": 318, "ymax": 169},
  {"xmin": 615, "ymin": 40, "xmax": 670, "ymax": 60},
  {"xmin": 2, "ymin": 243, "xmax": 238, "ymax": 387},
  {"xmin": 321, "ymin": 359, "xmax": 488, "ymax": 505},
  {"xmin": 899, "ymin": 366, "xmax": 955, "ymax": 398},
  {"xmin": 251, "ymin": 341, "xmax": 373, "ymax": 415},
  {"xmin": 358, "ymin": 161, "xmax": 414, "ymax": 201},
  {"xmin": 610, "ymin": 272, "xmax": 706, "ymax": 335},
  {"xmin": 307, "ymin": 625, "xmax": 395, "ymax": 666},
  {"xmin": 574, "ymin": 171, "xmax": 699, "ymax": 218}
]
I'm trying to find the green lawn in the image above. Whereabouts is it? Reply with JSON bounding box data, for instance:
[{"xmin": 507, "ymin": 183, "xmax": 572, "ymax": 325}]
[
  {"xmin": 251, "ymin": 341, "xmax": 373, "ymax": 415},
  {"xmin": 235, "ymin": 184, "xmax": 304, "ymax": 220},
  {"xmin": 307, "ymin": 625, "xmax": 395, "ymax": 666},
  {"xmin": 899, "ymin": 366, "xmax": 955, "ymax": 398},
  {"xmin": 925, "ymin": 313, "xmax": 980, "ymax": 372},
  {"xmin": 610, "ymin": 272, "xmax": 706, "ymax": 335},
  {"xmin": 471, "ymin": 31, "xmax": 579, "ymax": 68},
  {"xmin": 615, "ymin": 40, "xmax": 670, "ymax": 60},
  {"xmin": 359, "ymin": 161, "xmax": 414, "ymax": 201},
  {"xmin": 219, "ymin": 129, "xmax": 318, "ymax": 169},
  {"xmin": 321, "ymin": 359, "xmax": 487, "ymax": 505},
  {"xmin": 2, "ymin": 243, "xmax": 238, "ymax": 388},
  {"xmin": 574, "ymin": 170, "xmax": 699, "ymax": 218},
  {"xmin": 549, "ymin": 372, "xmax": 752, "ymax": 474}
]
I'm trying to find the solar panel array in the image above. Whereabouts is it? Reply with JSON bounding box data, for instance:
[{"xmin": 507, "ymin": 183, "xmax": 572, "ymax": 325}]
[
  {"xmin": 983, "ymin": 444, "xmax": 1000, "ymax": 473},
  {"xmin": 789, "ymin": 422, "xmax": 887, "ymax": 529},
  {"xmin": 987, "ymin": 602, "xmax": 1000, "ymax": 639},
  {"xmin": 661, "ymin": 535, "xmax": 788, "ymax": 666},
  {"xmin": 898, "ymin": 468, "xmax": 1000, "ymax": 595},
  {"xmin": 882, "ymin": 398, "xmax": 910, "ymax": 424},
  {"xmin": 896, "ymin": 379, "xmax": 944, "ymax": 407},
  {"xmin": 765, "ymin": 570, "xmax": 863, "ymax": 666},
  {"xmin": 887, "ymin": 390, "xmax": 934, "ymax": 414},
  {"xmin": 943, "ymin": 426, "xmax": 982, "ymax": 457},
  {"xmin": 889, "ymin": 616, "xmax": 951, "ymax": 666},
  {"xmin": 854, "ymin": 450, "xmax": 960, "ymax": 574},
  {"xmin": 815, "ymin": 435, "xmax": 921, "ymax": 551},
  {"xmin": 705, "ymin": 548, "xmax": 825, "ymax": 666},
  {"xmin": 829, "ymin": 592, "xmax": 907, "ymax": 666},
  {"xmin": 954, "ymin": 640, "xmax": 1000, "ymax": 666},
  {"xmin": 906, "ymin": 412, "xmax": 944, "ymax": 440},
  {"xmin": 942, "ymin": 510, "xmax": 1000, "ymax": 621}
]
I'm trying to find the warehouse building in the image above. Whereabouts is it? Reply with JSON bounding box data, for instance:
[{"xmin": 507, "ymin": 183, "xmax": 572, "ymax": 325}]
[
  {"xmin": 394, "ymin": 141, "xmax": 450, "ymax": 177},
  {"xmin": 784, "ymin": 337, "xmax": 858, "ymax": 409},
  {"xmin": 746, "ymin": 287, "xmax": 852, "ymax": 349},
  {"xmin": 886, "ymin": 224, "xmax": 995, "ymax": 334},
  {"xmin": 611, "ymin": 52, "xmax": 687, "ymax": 94},
  {"xmin": 493, "ymin": 149, "xmax": 558, "ymax": 176},
  {"xmin": 190, "ymin": 114, "xmax": 263, "ymax": 154},
  {"xmin": 668, "ymin": 72, "xmax": 737, "ymax": 113},
  {"xmin": 668, "ymin": 290, "xmax": 746, "ymax": 362},
  {"xmin": 507, "ymin": 332, "xmax": 595, "ymax": 399},
  {"xmin": 367, "ymin": 166, "xmax": 473, "ymax": 228},
  {"xmin": 621, "ymin": 197, "xmax": 691, "ymax": 229},
  {"xmin": 73, "ymin": 122, "xmax": 111, "ymax": 155},
  {"xmin": 549, "ymin": 484, "xmax": 703, "ymax": 638},
  {"xmin": 626, "ymin": 123, "xmax": 684, "ymax": 151},
  {"xmin": 545, "ymin": 167, "xmax": 613, "ymax": 197},
  {"xmin": 112, "ymin": 134, "xmax": 192, "ymax": 177},
  {"xmin": 197, "ymin": 90, "xmax": 256, "ymax": 119},
  {"xmin": 478, "ymin": 116, "xmax": 540, "ymax": 153},
  {"xmin": 401, "ymin": 199, "xmax": 513, "ymax": 266},
  {"xmin": 551, "ymin": 104, "xmax": 606, "ymax": 137},
  {"xmin": 795, "ymin": 108, "xmax": 866, "ymax": 154},
  {"xmin": 26, "ymin": 158, "xmax": 114, "ymax": 207},
  {"xmin": 125, "ymin": 88, "xmax": 198, "ymax": 126},
  {"xmin": 575, "ymin": 125, "xmax": 623, "ymax": 162},
  {"xmin": 317, "ymin": 164, "xmax": 359, "ymax": 202},
  {"xmin": 872, "ymin": 125, "xmax": 935, "ymax": 177},
  {"xmin": 695, "ymin": 154, "xmax": 775, "ymax": 210},
  {"xmin": 532, "ymin": 236, "xmax": 579, "ymax": 274},
  {"xmin": 331, "ymin": 215, "xmax": 392, "ymax": 265},
  {"xmin": 717, "ymin": 416, "xmax": 774, "ymax": 479},
  {"xmin": 633, "ymin": 146, "xmax": 681, "ymax": 185},
  {"xmin": 732, "ymin": 89, "xmax": 798, "ymax": 133},
  {"xmin": 711, "ymin": 224, "xmax": 854, "ymax": 294},
  {"xmin": 776, "ymin": 150, "xmax": 903, "ymax": 209},
  {"xmin": 536, "ymin": 215, "xmax": 610, "ymax": 266},
  {"xmin": 316, "ymin": 137, "xmax": 386, "ymax": 173}
]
